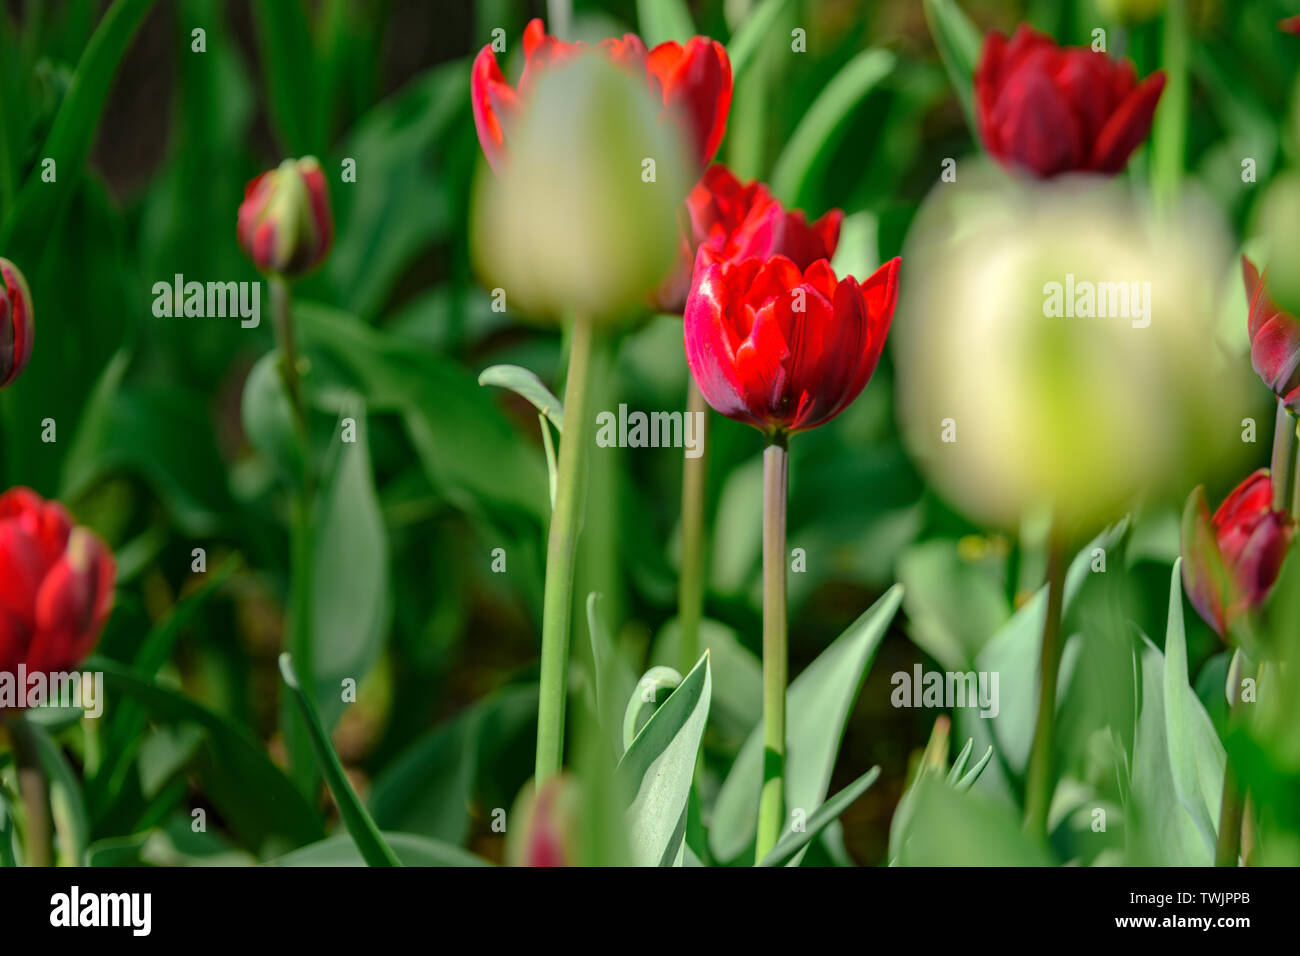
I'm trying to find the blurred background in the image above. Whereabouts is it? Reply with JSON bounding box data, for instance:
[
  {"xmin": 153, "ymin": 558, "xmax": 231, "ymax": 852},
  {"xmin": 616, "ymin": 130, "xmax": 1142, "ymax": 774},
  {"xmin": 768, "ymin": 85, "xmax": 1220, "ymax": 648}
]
[{"xmin": 0, "ymin": 0, "xmax": 1296, "ymax": 865}]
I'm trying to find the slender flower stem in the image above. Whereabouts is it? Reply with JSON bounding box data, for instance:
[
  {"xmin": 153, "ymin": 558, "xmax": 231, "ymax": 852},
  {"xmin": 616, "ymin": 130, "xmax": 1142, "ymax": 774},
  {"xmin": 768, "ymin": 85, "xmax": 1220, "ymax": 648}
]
[
  {"xmin": 678, "ymin": 380, "xmax": 710, "ymax": 674},
  {"xmin": 9, "ymin": 716, "xmax": 52, "ymax": 867},
  {"xmin": 756, "ymin": 433, "xmax": 789, "ymax": 862},
  {"xmin": 270, "ymin": 275, "xmax": 317, "ymax": 795},
  {"xmin": 536, "ymin": 312, "xmax": 596, "ymax": 783},
  {"xmin": 1024, "ymin": 527, "xmax": 1066, "ymax": 842},
  {"xmin": 1270, "ymin": 399, "xmax": 1296, "ymax": 513},
  {"xmin": 1216, "ymin": 654, "xmax": 1254, "ymax": 866}
]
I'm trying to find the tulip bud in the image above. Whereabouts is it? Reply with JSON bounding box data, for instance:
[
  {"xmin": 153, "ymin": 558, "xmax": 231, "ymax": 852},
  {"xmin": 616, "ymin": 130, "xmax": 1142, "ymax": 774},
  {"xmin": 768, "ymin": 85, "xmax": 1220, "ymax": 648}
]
[
  {"xmin": 0, "ymin": 258, "xmax": 34, "ymax": 389},
  {"xmin": 0, "ymin": 488, "xmax": 116, "ymax": 683},
  {"xmin": 505, "ymin": 774, "xmax": 582, "ymax": 867},
  {"xmin": 1180, "ymin": 470, "xmax": 1294, "ymax": 641},
  {"xmin": 236, "ymin": 157, "xmax": 334, "ymax": 278},
  {"xmin": 975, "ymin": 25, "xmax": 1165, "ymax": 178},
  {"xmin": 1243, "ymin": 255, "xmax": 1300, "ymax": 411}
]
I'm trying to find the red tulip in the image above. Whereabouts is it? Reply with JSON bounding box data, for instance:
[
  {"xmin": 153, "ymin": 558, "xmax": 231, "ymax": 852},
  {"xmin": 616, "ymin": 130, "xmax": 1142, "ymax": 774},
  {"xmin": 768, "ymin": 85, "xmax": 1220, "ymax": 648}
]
[
  {"xmin": 654, "ymin": 164, "xmax": 843, "ymax": 313},
  {"xmin": 974, "ymin": 24, "xmax": 1166, "ymax": 178},
  {"xmin": 0, "ymin": 258, "xmax": 33, "ymax": 389},
  {"xmin": 1244, "ymin": 256, "xmax": 1300, "ymax": 411},
  {"xmin": 1282, "ymin": 15, "xmax": 1300, "ymax": 35},
  {"xmin": 0, "ymin": 488, "xmax": 115, "ymax": 683},
  {"xmin": 1181, "ymin": 470, "xmax": 1293, "ymax": 639},
  {"xmin": 684, "ymin": 255, "xmax": 900, "ymax": 435},
  {"xmin": 237, "ymin": 157, "xmax": 334, "ymax": 278},
  {"xmin": 471, "ymin": 18, "xmax": 731, "ymax": 175}
]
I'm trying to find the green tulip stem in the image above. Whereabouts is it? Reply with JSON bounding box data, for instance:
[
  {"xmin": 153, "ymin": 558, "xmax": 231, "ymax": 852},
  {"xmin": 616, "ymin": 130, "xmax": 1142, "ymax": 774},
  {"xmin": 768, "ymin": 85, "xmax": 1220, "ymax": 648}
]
[
  {"xmin": 270, "ymin": 274, "xmax": 317, "ymax": 796},
  {"xmin": 1269, "ymin": 399, "xmax": 1296, "ymax": 512},
  {"xmin": 1216, "ymin": 656, "xmax": 1255, "ymax": 866},
  {"xmin": 678, "ymin": 380, "xmax": 711, "ymax": 675},
  {"xmin": 756, "ymin": 433, "xmax": 789, "ymax": 862},
  {"xmin": 1024, "ymin": 526, "xmax": 1066, "ymax": 842},
  {"xmin": 536, "ymin": 311, "xmax": 596, "ymax": 783},
  {"xmin": 9, "ymin": 715, "xmax": 52, "ymax": 867}
]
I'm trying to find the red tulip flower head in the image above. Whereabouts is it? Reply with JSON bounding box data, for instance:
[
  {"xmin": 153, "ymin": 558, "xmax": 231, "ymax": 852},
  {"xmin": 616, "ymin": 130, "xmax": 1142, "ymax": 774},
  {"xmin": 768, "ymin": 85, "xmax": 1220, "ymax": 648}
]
[
  {"xmin": 237, "ymin": 157, "xmax": 334, "ymax": 278},
  {"xmin": 472, "ymin": 18, "xmax": 731, "ymax": 175},
  {"xmin": 1281, "ymin": 15, "xmax": 1300, "ymax": 35},
  {"xmin": 654, "ymin": 164, "xmax": 843, "ymax": 313},
  {"xmin": 0, "ymin": 258, "xmax": 33, "ymax": 389},
  {"xmin": 0, "ymin": 488, "xmax": 116, "ymax": 685},
  {"xmin": 974, "ymin": 24, "xmax": 1166, "ymax": 178},
  {"xmin": 685, "ymin": 255, "xmax": 900, "ymax": 435},
  {"xmin": 1243, "ymin": 256, "xmax": 1300, "ymax": 412},
  {"xmin": 1181, "ymin": 470, "xmax": 1293, "ymax": 640}
]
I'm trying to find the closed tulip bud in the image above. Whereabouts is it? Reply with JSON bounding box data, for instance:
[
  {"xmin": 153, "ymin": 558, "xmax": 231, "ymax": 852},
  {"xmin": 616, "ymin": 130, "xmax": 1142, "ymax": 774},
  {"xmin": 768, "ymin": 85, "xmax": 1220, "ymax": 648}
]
[
  {"xmin": 0, "ymin": 488, "xmax": 116, "ymax": 683},
  {"xmin": 1242, "ymin": 256, "xmax": 1300, "ymax": 411},
  {"xmin": 975, "ymin": 25, "xmax": 1165, "ymax": 178},
  {"xmin": 0, "ymin": 258, "xmax": 34, "ymax": 389},
  {"xmin": 684, "ymin": 254, "xmax": 900, "ymax": 435},
  {"xmin": 1282, "ymin": 15, "xmax": 1300, "ymax": 36},
  {"xmin": 1181, "ymin": 470, "xmax": 1294, "ymax": 641},
  {"xmin": 653, "ymin": 163, "xmax": 843, "ymax": 313},
  {"xmin": 505, "ymin": 774, "xmax": 581, "ymax": 867},
  {"xmin": 236, "ymin": 157, "xmax": 334, "ymax": 278}
]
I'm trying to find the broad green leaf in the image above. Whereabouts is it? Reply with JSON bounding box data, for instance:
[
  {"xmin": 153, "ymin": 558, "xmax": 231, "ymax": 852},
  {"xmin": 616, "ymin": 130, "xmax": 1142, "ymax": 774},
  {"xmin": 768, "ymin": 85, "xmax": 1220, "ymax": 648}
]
[
  {"xmin": 922, "ymin": 0, "xmax": 981, "ymax": 136},
  {"xmin": 710, "ymin": 585, "xmax": 903, "ymax": 864},
  {"xmin": 588, "ymin": 593, "xmax": 636, "ymax": 757},
  {"xmin": 770, "ymin": 48, "xmax": 896, "ymax": 206},
  {"xmin": 250, "ymin": 0, "xmax": 321, "ymax": 155},
  {"xmin": 240, "ymin": 351, "xmax": 307, "ymax": 486},
  {"xmin": 479, "ymin": 364, "xmax": 565, "ymax": 431},
  {"xmin": 59, "ymin": 349, "xmax": 131, "ymax": 499},
  {"xmin": 899, "ymin": 538, "xmax": 1010, "ymax": 672},
  {"xmin": 727, "ymin": 0, "xmax": 796, "ymax": 80},
  {"xmin": 897, "ymin": 773, "xmax": 1052, "ymax": 866},
  {"xmin": 270, "ymin": 832, "xmax": 491, "ymax": 867},
  {"xmin": 975, "ymin": 520, "xmax": 1129, "ymax": 775},
  {"xmin": 1162, "ymin": 559, "xmax": 1225, "ymax": 858},
  {"xmin": 616, "ymin": 654, "xmax": 712, "ymax": 867},
  {"xmin": 0, "ymin": 0, "xmax": 156, "ymax": 250},
  {"xmin": 279, "ymin": 654, "xmax": 400, "ymax": 866},
  {"xmin": 312, "ymin": 400, "xmax": 390, "ymax": 730},
  {"xmin": 623, "ymin": 665, "xmax": 683, "ymax": 753},
  {"xmin": 758, "ymin": 766, "xmax": 880, "ymax": 867},
  {"xmin": 651, "ymin": 615, "xmax": 761, "ymax": 744},
  {"xmin": 637, "ymin": 0, "xmax": 695, "ymax": 45},
  {"xmin": 93, "ymin": 658, "xmax": 324, "ymax": 852}
]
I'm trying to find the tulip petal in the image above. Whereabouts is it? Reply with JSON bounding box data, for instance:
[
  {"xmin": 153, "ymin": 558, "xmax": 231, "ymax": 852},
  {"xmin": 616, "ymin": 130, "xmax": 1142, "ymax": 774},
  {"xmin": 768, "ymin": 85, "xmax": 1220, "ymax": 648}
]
[{"xmin": 1088, "ymin": 70, "xmax": 1165, "ymax": 174}]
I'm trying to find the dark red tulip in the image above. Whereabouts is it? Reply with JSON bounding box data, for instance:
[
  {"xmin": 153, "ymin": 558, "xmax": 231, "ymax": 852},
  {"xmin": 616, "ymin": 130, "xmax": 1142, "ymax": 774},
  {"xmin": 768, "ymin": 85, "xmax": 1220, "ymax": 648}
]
[
  {"xmin": 0, "ymin": 258, "xmax": 33, "ymax": 389},
  {"xmin": 684, "ymin": 255, "xmax": 900, "ymax": 435},
  {"xmin": 1181, "ymin": 470, "xmax": 1293, "ymax": 639},
  {"xmin": 1244, "ymin": 256, "xmax": 1300, "ymax": 411},
  {"xmin": 974, "ymin": 24, "xmax": 1166, "ymax": 178},
  {"xmin": 1281, "ymin": 15, "xmax": 1300, "ymax": 35},
  {"xmin": 0, "ymin": 488, "xmax": 116, "ymax": 682},
  {"xmin": 237, "ymin": 157, "xmax": 333, "ymax": 278},
  {"xmin": 654, "ymin": 164, "xmax": 843, "ymax": 313},
  {"xmin": 471, "ymin": 18, "xmax": 731, "ymax": 175}
]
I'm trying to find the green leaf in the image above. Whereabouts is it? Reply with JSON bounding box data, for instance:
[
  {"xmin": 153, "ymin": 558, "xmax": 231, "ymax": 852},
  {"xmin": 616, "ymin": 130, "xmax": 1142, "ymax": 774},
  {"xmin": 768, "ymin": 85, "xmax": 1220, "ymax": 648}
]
[
  {"xmin": 312, "ymin": 399, "xmax": 389, "ymax": 730},
  {"xmin": 1162, "ymin": 559, "xmax": 1225, "ymax": 858},
  {"xmin": 616, "ymin": 653, "xmax": 712, "ymax": 867},
  {"xmin": 93, "ymin": 658, "xmax": 324, "ymax": 852},
  {"xmin": 727, "ymin": 0, "xmax": 796, "ymax": 81},
  {"xmin": 897, "ymin": 773, "xmax": 1052, "ymax": 866},
  {"xmin": 650, "ymin": 616, "xmax": 762, "ymax": 744},
  {"xmin": 922, "ymin": 0, "xmax": 981, "ymax": 137},
  {"xmin": 479, "ymin": 364, "xmax": 565, "ymax": 431},
  {"xmin": 758, "ymin": 766, "xmax": 880, "ymax": 867},
  {"xmin": 588, "ymin": 593, "xmax": 636, "ymax": 756},
  {"xmin": 899, "ymin": 538, "xmax": 1010, "ymax": 672},
  {"xmin": 279, "ymin": 654, "xmax": 401, "ymax": 866},
  {"xmin": 770, "ymin": 48, "xmax": 896, "ymax": 206},
  {"xmin": 623, "ymin": 665, "xmax": 683, "ymax": 753},
  {"xmin": 250, "ymin": 0, "xmax": 321, "ymax": 154},
  {"xmin": 270, "ymin": 832, "xmax": 492, "ymax": 867},
  {"xmin": 241, "ymin": 351, "xmax": 307, "ymax": 486},
  {"xmin": 0, "ymin": 783, "xmax": 15, "ymax": 867},
  {"xmin": 0, "ymin": 0, "xmax": 157, "ymax": 250},
  {"xmin": 637, "ymin": 0, "xmax": 695, "ymax": 45},
  {"xmin": 710, "ymin": 585, "xmax": 903, "ymax": 864}
]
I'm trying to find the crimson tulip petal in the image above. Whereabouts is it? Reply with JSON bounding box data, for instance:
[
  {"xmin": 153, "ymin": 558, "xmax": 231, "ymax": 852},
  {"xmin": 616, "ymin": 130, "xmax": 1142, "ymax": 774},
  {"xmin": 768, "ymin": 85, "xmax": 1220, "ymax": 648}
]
[{"xmin": 1089, "ymin": 70, "xmax": 1166, "ymax": 174}]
